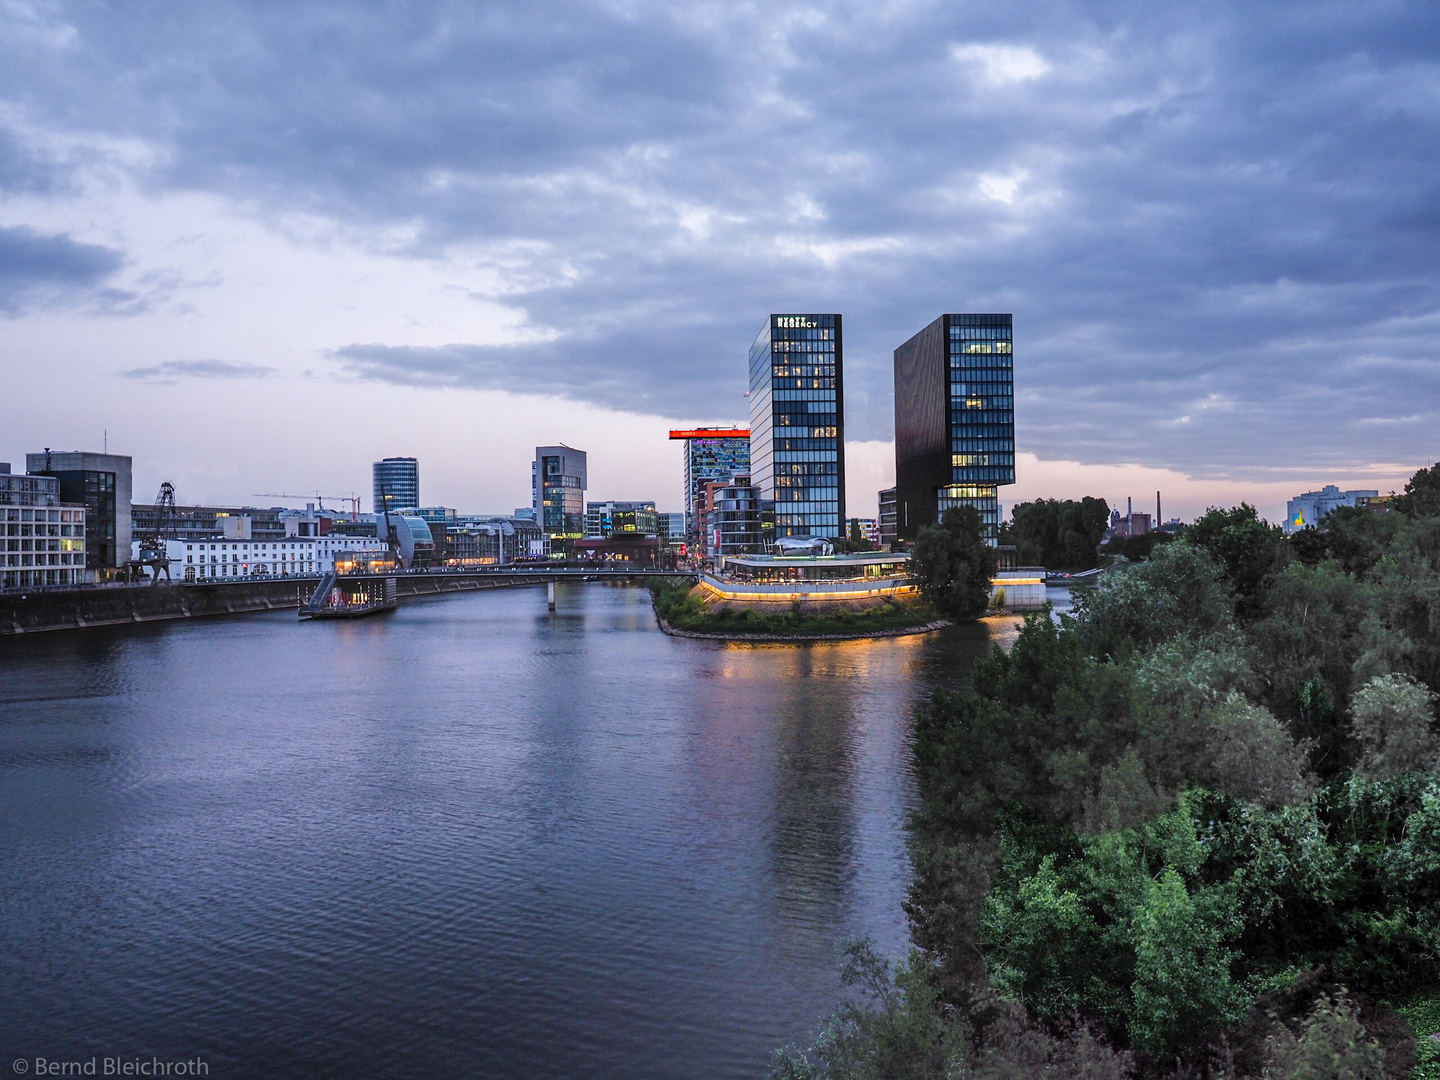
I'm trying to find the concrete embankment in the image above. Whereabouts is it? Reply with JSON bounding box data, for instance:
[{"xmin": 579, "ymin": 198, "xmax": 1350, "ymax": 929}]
[{"xmin": 1, "ymin": 573, "xmax": 558, "ymax": 636}]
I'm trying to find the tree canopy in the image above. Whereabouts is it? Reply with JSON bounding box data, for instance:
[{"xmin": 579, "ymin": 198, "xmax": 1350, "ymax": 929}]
[{"xmin": 907, "ymin": 506, "xmax": 996, "ymax": 621}]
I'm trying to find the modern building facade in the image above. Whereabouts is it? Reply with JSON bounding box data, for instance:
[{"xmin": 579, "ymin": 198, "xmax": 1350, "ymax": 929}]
[
  {"xmin": 532, "ymin": 445, "xmax": 588, "ymax": 550},
  {"xmin": 657, "ymin": 512, "xmax": 686, "ymax": 548},
  {"xmin": 1, "ymin": 464, "xmax": 88, "ymax": 589},
  {"xmin": 133, "ymin": 502, "xmax": 292, "ymax": 542},
  {"xmin": 708, "ymin": 476, "xmax": 764, "ymax": 559},
  {"xmin": 26, "ymin": 449, "xmax": 131, "ymax": 575},
  {"xmin": 878, "ymin": 487, "xmax": 898, "ymax": 549},
  {"xmin": 447, "ymin": 517, "xmax": 546, "ymax": 565},
  {"xmin": 668, "ymin": 428, "xmax": 750, "ymax": 544},
  {"xmin": 584, "ymin": 500, "xmax": 658, "ymax": 538},
  {"xmin": 373, "ymin": 457, "xmax": 420, "ymax": 514},
  {"xmin": 893, "ymin": 314, "xmax": 1014, "ymax": 544},
  {"xmin": 747, "ymin": 314, "xmax": 845, "ymax": 540},
  {"xmin": 1285, "ymin": 486, "xmax": 1379, "ymax": 534}
]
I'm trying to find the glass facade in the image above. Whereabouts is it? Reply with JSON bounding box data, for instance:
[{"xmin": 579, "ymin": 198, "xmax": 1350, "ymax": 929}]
[
  {"xmin": 747, "ymin": 314, "xmax": 845, "ymax": 540},
  {"xmin": 373, "ymin": 457, "xmax": 420, "ymax": 514},
  {"xmin": 893, "ymin": 314, "xmax": 1014, "ymax": 544},
  {"xmin": 532, "ymin": 445, "xmax": 588, "ymax": 544},
  {"xmin": 941, "ymin": 315, "xmax": 1014, "ymax": 541},
  {"xmin": 27, "ymin": 452, "xmax": 131, "ymax": 572},
  {"xmin": 672, "ymin": 432, "xmax": 750, "ymax": 544}
]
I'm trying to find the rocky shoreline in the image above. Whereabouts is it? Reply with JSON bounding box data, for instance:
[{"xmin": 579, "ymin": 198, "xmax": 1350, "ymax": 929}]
[{"xmin": 653, "ymin": 611, "xmax": 952, "ymax": 643}]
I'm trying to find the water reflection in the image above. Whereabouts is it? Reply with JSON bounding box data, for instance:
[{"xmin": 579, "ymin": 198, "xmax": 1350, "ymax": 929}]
[{"xmin": 0, "ymin": 585, "xmax": 1011, "ymax": 1080}]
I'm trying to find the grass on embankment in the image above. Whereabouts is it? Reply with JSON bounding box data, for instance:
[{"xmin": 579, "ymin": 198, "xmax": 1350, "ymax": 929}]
[
  {"xmin": 649, "ymin": 580, "xmax": 942, "ymax": 638},
  {"xmin": 1395, "ymin": 992, "xmax": 1440, "ymax": 1079}
]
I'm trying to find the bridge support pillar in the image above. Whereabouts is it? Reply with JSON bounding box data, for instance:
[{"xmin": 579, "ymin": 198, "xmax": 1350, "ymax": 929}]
[{"xmin": 547, "ymin": 581, "xmax": 556, "ymax": 610}]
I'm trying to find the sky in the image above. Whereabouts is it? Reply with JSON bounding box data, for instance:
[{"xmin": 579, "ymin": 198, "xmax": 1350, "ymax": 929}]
[{"xmin": 1, "ymin": 0, "xmax": 1437, "ymax": 524}]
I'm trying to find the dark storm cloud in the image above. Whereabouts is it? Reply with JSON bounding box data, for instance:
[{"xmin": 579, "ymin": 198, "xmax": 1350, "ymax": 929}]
[
  {"xmin": 0, "ymin": 225, "xmax": 129, "ymax": 315},
  {"xmin": 3, "ymin": 1, "xmax": 1439, "ymax": 476},
  {"xmin": 120, "ymin": 359, "xmax": 277, "ymax": 382}
]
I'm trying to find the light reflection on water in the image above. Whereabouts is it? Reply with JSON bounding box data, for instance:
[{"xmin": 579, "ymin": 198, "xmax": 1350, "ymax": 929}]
[{"xmin": 0, "ymin": 584, "xmax": 1014, "ymax": 1080}]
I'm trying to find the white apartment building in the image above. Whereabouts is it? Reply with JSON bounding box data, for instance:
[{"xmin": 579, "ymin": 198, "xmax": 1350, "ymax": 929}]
[
  {"xmin": 1, "ymin": 465, "xmax": 88, "ymax": 589},
  {"xmin": 137, "ymin": 536, "xmax": 389, "ymax": 583}
]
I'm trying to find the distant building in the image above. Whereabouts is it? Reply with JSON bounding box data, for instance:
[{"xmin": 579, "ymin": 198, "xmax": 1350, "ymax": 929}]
[
  {"xmin": 709, "ymin": 476, "xmax": 764, "ymax": 559},
  {"xmin": 373, "ymin": 457, "xmax": 419, "ymax": 514},
  {"xmin": 1, "ymin": 463, "xmax": 88, "ymax": 589},
  {"xmin": 893, "ymin": 314, "xmax": 1014, "ymax": 544},
  {"xmin": 413, "ymin": 507, "xmax": 456, "ymax": 523},
  {"xmin": 27, "ymin": 449, "xmax": 132, "ymax": 575},
  {"xmin": 573, "ymin": 534, "xmax": 663, "ymax": 566},
  {"xmin": 584, "ymin": 500, "xmax": 658, "ymax": 538},
  {"xmin": 447, "ymin": 517, "xmax": 546, "ymax": 565},
  {"xmin": 532, "ymin": 446, "xmax": 587, "ymax": 553},
  {"xmin": 133, "ymin": 502, "xmax": 291, "ymax": 542},
  {"xmin": 848, "ymin": 518, "xmax": 879, "ymax": 547},
  {"xmin": 748, "ymin": 314, "xmax": 845, "ymax": 540},
  {"xmin": 878, "ymin": 487, "xmax": 898, "ymax": 549},
  {"xmin": 657, "ymin": 512, "xmax": 686, "ymax": 548},
  {"xmin": 144, "ymin": 535, "xmax": 387, "ymax": 583},
  {"xmin": 513, "ymin": 507, "xmax": 536, "ymax": 522},
  {"xmin": 668, "ymin": 427, "xmax": 750, "ymax": 545},
  {"xmin": 1286, "ymin": 486, "xmax": 1379, "ymax": 534},
  {"xmin": 1110, "ymin": 503, "xmax": 1152, "ymax": 538}
]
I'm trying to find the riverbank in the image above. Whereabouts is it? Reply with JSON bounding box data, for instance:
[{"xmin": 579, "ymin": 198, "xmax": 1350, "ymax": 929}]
[{"xmin": 650, "ymin": 580, "xmax": 950, "ymax": 642}]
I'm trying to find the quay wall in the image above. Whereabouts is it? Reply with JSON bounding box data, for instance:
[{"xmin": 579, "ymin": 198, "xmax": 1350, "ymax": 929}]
[{"xmin": 0, "ymin": 572, "xmax": 597, "ymax": 636}]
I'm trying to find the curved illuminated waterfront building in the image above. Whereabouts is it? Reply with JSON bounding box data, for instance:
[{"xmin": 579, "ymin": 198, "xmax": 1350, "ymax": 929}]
[{"xmin": 893, "ymin": 314, "xmax": 1015, "ymax": 544}]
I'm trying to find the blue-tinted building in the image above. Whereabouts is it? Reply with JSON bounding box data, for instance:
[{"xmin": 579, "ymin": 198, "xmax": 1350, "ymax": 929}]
[
  {"xmin": 668, "ymin": 427, "xmax": 750, "ymax": 545},
  {"xmin": 747, "ymin": 314, "xmax": 846, "ymax": 540},
  {"xmin": 373, "ymin": 457, "xmax": 419, "ymax": 514},
  {"xmin": 532, "ymin": 445, "xmax": 587, "ymax": 546},
  {"xmin": 893, "ymin": 314, "xmax": 1014, "ymax": 543}
]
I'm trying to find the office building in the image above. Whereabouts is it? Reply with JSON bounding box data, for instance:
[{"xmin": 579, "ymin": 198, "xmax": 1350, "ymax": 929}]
[
  {"xmin": 133, "ymin": 502, "xmax": 292, "ymax": 542},
  {"xmin": 584, "ymin": 500, "xmax": 658, "ymax": 538},
  {"xmin": 373, "ymin": 457, "xmax": 420, "ymax": 513},
  {"xmin": 447, "ymin": 517, "xmax": 546, "ymax": 566},
  {"xmin": 747, "ymin": 314, "xmax": 845, "ymax": 540},
  {"xmin": 1, "ymin": 464, "xmax": 89, "ymax": 589},
  {"xmin": 26, "ymin": 449, "xmax": 132, "ymax": 575},
  {"xmin": 1286, "ymin": 486, "xmax": 1379, "ymax": 534},
  {"xmin": 668, "ymin": 428, "xmax": 750, "ymax": 544},
  {"xmin": 878, "ymin": 487, "xmax": 898, "ymax": 549},
  {"xmin": 893, "ymin": 314, "xmax": 1014, "ymax": 544},
  {"xmin": 532, "ymin": 445, "xmax": 588, "ymax": 551},
  {"xmin": 708, "ymin": 476, "xmax": 764, "ymax": 559},
  {"xmin": 657, "ymin": 512, "xmax": 686, "ymax": 548}
]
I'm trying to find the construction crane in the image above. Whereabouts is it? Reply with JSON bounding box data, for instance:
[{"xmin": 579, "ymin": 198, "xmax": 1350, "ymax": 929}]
[{"xmin": 252, "ymin": 492, "xmax": 363, "ymax": 519}]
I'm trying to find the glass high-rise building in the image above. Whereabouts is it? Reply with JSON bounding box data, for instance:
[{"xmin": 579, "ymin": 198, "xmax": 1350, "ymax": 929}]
[
  {"xmin": 667, "ymin": 427, "xmax": 750, "ymax": 544},
  {"xmin": 893, "ymin": 314, "xmax": 1014, "ymax": 544},
  {"xmin": 27, "ymin": 450, "xmax": 132, "ymax": 573},
  {"xmin": 532, "ymin": 445, "xmax": 587, "ymax": 544},
  {"xmin": 373, "ymin": 457, "xmax": 419, "ymax": 514},
  {"xmin": 747, "ymin": 314, "xmax": 845, "ymax": 540}
]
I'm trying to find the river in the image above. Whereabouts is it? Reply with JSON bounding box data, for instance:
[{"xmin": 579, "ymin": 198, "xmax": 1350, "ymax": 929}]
[{"xmin": 1, "ymin": 583, "xmax": 1023, "ymax": 1079}]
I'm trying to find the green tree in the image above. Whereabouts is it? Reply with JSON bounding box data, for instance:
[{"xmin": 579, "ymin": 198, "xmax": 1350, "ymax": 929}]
[
  {"xmin": 1394, "ymin": 461, "xmax": 1440, "ymax": 518},
  {"xmin": 1349, "ymin": 673, "xmax": 1439, "ymax": 778},
  {"xmin": 908, "ymin": 506, "xmax": 996, "ymax": 621},
  {"xmin": 1008, "ymin": 497, "xmax": 1111, "ymax": 570},
  {"xmin": 1187, "ymin": 504, "xmax": 1288, "ymax": 620}
]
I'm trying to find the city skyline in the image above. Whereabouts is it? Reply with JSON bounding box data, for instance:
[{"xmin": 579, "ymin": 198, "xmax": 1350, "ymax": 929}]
[{"xmin": 0, "ymin": 3, "xmax": 1433, "ymax": 529}]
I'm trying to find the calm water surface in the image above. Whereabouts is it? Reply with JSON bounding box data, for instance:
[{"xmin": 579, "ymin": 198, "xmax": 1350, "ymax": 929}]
[{"xmin": 1, "ymin": 584, "xmax": 1018, "ymax": 1079}]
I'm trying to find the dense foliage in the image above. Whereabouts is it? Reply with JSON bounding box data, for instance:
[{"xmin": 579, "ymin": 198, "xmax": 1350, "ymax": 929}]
[
  {"xmin": 777, "ymin": 468, "xmax": 1440, "ymax": 1079},
  {"xmin": 1002, "ymin": 497, "xmax": 1111, "ymax": 570},
  {"xmin": 907, "ymin": 506, "xmax": 997, "ymax": 620}
]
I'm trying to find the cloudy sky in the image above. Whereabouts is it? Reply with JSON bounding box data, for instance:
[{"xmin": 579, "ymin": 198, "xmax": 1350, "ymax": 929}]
[{"xmin": 1, "ymin": 0, "xmax": 1436, "ymax": 522}]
